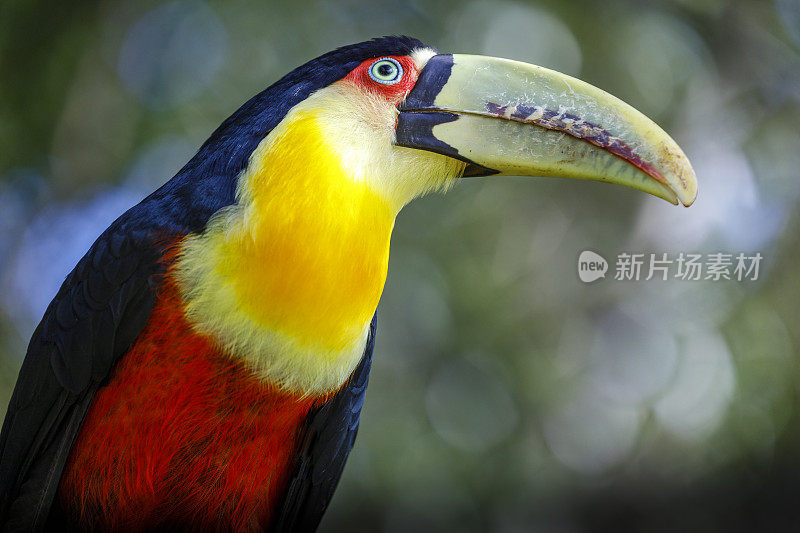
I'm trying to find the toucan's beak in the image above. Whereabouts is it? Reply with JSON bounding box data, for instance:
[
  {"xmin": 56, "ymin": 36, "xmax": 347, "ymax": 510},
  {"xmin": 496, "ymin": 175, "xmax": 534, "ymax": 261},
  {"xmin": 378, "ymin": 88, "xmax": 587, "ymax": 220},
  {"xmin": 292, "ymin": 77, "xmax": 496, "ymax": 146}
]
[{"xmin": 395, "ymin": 54, "xmax": 697, "ymax": 206}]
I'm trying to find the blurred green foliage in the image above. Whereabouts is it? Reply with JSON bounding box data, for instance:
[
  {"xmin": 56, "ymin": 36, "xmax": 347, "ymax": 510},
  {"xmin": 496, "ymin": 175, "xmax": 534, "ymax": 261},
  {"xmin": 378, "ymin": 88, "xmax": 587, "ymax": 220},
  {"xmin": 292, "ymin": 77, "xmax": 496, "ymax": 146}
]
[{"xmin": 1, "ymin": 0, "xmax": 799, "ymax": 530}]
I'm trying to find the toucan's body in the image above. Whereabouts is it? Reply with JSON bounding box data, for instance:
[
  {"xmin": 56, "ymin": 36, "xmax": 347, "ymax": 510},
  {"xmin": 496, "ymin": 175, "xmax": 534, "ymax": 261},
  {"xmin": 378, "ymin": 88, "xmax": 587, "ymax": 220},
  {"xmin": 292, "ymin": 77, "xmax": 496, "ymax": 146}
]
[
  {"xmin": 54, "ymin": 267, "xmax": 373, "ymax": 531},
  {"xmin": 0, "ymin": 36, "xmax": 697, "ymax": 531}
]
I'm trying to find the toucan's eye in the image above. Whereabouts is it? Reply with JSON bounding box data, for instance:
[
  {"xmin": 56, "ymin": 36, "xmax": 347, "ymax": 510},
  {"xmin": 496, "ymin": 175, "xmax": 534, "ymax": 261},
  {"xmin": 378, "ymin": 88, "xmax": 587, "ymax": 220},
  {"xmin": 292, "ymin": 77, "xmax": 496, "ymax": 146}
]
[{"xmin": 368, "ymin": 58, "xmax": 403, "ymax": 85}]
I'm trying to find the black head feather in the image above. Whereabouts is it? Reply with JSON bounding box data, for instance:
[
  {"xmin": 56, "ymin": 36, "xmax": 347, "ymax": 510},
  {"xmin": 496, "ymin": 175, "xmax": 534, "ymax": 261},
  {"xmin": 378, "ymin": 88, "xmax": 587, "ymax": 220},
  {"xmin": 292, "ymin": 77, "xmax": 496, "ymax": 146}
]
[
  {"xmin": 140, "ymin": 36, "xmax": 429, "ymax": 234},
  {"xmin": 143, "ymin": 37, "xmax": 430, "ymax": 235},
  {"xmin": 205, "ymin": 35, "xmax": 427, "ymax": 155}
]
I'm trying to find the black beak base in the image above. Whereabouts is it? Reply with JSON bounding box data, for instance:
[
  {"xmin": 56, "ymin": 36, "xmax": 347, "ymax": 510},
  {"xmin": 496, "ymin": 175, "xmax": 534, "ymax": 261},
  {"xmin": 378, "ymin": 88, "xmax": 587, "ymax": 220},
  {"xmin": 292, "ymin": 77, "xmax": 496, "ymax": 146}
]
[{"xmin": 395, "ymin": 54, "xmax": 498, "ymax": 178}]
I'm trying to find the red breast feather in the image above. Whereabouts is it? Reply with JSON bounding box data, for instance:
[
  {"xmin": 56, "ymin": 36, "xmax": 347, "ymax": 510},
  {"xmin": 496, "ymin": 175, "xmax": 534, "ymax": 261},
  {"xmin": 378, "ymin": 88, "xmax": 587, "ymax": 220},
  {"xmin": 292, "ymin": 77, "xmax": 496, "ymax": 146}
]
[{"xmin": 58, "ymin": 278, "xmax": 321, "ymax": 531}]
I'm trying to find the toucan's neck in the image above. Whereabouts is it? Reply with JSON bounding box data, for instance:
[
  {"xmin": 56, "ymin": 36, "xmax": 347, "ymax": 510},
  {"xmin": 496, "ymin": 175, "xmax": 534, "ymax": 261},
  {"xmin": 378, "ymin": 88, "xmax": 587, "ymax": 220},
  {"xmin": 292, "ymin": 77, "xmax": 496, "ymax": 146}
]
[
  {"xmin": 175, "ymin": 109, "xmax": 396, "ymax": 394},
  {"xmin": 234, "ymin": 110, "xmax": 397, "ymax": 347}
]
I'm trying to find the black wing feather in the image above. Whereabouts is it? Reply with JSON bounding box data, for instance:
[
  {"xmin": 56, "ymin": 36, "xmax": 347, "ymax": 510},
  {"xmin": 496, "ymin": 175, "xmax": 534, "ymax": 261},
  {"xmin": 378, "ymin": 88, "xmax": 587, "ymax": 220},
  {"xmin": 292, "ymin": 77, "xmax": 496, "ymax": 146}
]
[
  {"xmin": 0, "ymin": 225, "xmax": 163, "ymax": 531},
  {"xmin": 270, "ymin": 314, "xmax": 377, "ymax": 533}
]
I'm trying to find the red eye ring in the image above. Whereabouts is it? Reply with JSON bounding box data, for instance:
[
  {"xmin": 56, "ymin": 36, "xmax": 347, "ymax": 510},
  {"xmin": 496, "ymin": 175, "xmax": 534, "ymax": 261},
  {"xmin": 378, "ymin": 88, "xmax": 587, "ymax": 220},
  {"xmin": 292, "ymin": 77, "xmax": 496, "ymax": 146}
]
[{"xmin": 344, "ymin": 55, "xmax": 417, "ymax": 101}]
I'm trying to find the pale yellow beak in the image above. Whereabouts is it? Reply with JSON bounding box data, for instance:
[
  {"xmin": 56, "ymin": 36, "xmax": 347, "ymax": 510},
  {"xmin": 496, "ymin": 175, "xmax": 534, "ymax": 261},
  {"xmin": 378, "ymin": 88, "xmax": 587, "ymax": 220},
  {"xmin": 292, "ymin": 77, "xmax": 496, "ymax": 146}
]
[{"xmin": 396, "ymin": 54, "xmax": 697, "ymax": 206}]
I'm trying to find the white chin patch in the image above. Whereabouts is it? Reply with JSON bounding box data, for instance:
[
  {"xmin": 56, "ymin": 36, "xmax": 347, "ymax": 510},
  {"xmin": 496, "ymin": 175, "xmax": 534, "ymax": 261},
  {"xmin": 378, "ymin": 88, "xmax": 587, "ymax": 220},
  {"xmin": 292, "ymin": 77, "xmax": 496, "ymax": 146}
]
[{"xmin": 411, "ymin": 47, "xmax": 438, "ymax": 71}]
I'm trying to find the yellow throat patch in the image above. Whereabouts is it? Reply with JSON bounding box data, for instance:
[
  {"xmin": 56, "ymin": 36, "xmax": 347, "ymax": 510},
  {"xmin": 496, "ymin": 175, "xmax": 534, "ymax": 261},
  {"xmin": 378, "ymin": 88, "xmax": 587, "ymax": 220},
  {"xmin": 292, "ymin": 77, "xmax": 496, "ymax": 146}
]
[{"xmin": 175, "ymin": 81, "xmax": 464, "ymax": 395}]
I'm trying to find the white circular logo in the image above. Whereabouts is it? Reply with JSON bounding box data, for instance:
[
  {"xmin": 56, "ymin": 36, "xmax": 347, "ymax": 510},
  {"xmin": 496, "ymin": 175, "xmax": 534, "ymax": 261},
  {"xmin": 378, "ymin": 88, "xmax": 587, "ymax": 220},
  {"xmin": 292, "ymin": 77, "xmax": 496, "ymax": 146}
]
[{"xmin": 578, "ymin": 251, "xmax": 608, "ymax": 283}]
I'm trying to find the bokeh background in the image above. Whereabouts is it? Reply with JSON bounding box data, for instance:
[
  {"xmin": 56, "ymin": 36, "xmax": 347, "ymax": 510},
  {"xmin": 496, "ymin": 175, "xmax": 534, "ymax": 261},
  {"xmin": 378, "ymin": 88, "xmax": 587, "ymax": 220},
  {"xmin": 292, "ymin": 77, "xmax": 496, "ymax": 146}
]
[{"xmin": 1, "ymin": 0, "xmax": 800, "ymax": 530}]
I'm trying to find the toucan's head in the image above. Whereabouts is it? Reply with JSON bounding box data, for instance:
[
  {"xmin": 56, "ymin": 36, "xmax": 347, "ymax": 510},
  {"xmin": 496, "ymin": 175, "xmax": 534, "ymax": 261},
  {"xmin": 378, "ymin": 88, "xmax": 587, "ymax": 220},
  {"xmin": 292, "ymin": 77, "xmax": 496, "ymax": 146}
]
[
  {"xmin": 177, "ymin": 36, "xmax": 698, "ymax": 393},
  {"xmin": 194, "ymin": 35, "xmax": 696, "ymax": 212}
]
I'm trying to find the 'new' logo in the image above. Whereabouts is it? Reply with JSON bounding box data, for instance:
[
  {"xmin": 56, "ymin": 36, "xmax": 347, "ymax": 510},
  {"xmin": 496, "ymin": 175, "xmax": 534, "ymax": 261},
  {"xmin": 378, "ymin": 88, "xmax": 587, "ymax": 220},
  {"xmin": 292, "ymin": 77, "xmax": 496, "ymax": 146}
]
[{"xmin": 578, "ymin": 250, "xmax": 608, "ymax": 283}]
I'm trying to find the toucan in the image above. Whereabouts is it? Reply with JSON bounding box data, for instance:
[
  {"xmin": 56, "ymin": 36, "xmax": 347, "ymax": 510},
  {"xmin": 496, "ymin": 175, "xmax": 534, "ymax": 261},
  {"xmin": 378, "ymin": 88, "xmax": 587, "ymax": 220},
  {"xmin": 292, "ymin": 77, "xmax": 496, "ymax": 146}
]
[{"xmin": 0, "ymin": 36, "xmax": 696, "ymax": 531}]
